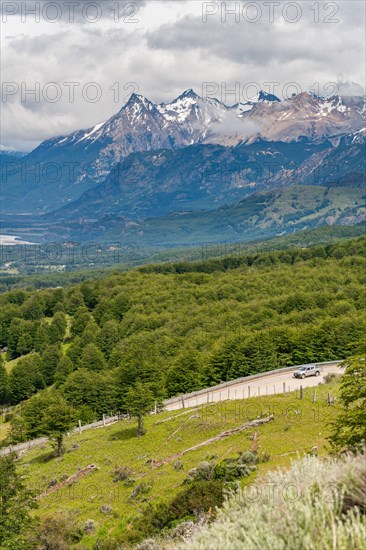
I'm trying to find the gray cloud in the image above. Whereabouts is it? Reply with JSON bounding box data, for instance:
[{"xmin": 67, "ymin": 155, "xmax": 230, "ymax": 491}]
[{"xmin": 1, "ymin": 0, "xmax": 365, "ymax": 151}]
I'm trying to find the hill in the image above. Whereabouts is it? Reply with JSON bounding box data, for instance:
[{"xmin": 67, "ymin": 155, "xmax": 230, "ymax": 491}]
[
  {"xmin": 181, "ymin": 447, "xmax": 366, "ymax": 550},
  {"xmin": 100, "ymin": 184, "xmax": 365, "ymax": 247},
  {"xmin": 1, "ymin": 236, "xmax": 365, "ymax": 409},
  {"xmin": 1, "ymin": 237, "xmax": 365, "ymax": 548},
  {"xmin": 16, "ymin": 378, "xmax": 343, "ymax": 548}
]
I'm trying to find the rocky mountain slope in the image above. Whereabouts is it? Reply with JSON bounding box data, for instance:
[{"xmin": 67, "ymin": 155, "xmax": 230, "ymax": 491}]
[
  {"xmin": 2, "ymin": 90, "xmax": 365, "ymax": 213},
  {"xmin": 39, "ymin": 185, "xmax": 365, "ymax": 246}
]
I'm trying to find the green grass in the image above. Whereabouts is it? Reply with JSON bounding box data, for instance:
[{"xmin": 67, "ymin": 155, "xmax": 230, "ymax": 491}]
[
  {"xmin": 0, "ymin": 421, "xmax": 10, "ymax": 442},
  {"xmin": 17, "ymin": 378, "xmax": 342, "ymax": 547}
]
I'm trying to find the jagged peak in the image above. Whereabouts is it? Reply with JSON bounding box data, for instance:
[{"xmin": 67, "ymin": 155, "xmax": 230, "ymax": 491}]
[
  {"xmin": 121, "ymin": 93, "xmax": 156, "ymax": 112},
  {"xmin": 257, "ymin": 90, "xmax": 281, "ymax": 102},
  {"xmin": 178, "ymin": 88, "xmax": 200, "ymax": 99}
]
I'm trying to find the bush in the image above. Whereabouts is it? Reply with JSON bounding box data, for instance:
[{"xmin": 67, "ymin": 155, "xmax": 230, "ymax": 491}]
[
  {"xmin": 83, "ymin": 519, "xmax": 96, "ymax": 534},
  {"xmin": 173, "ymin": 460, "xmax": 184, "ymax": 471},
  {"xmin": 182, "ymin": 452, "xmax": 366, "ymax": 550},
  {"xmin": 29, "ymin": 512, "xmax": 83, "ymax": 549},
  {"xmin": 112, "ymin": 465, "xmax": 131, "ymax": 483},
  {"xmin": 184, "ymin": 453, "xmax": 259, "ymax": 484},
  {"xmin": 185, "ymin": 462, "xmax": 214, "ymax": 483},
  {"xmin": 100, "ymin": 505, "xmax": 113, "ymax": 515},
  {"xmin": 129, "ymin": 482, "xmax": 153, "ymax": 500},
  {"xmin": 128, "ymin": 480, "xmax": 224, "ymax": 544}
]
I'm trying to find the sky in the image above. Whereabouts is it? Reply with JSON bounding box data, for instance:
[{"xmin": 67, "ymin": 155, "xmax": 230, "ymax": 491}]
[{"xmin": 1, "ymin": 0, "xmax": 365, "ymax": 151}]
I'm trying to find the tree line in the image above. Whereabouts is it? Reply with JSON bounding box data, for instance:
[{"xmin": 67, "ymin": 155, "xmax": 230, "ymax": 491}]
[{"xmin": 0, "ymin": 237, "xmax": 365, "ymax": 445}]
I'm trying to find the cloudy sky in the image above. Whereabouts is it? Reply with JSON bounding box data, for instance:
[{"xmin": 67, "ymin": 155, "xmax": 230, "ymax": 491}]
[{"xmin": 1, "ymin": 0, "xmax": 365, "ymax": 151}]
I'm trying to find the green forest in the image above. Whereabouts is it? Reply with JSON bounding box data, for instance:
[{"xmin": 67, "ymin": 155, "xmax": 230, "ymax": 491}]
[
  {"xmin": 1, "ymin": 236, "xmax": 365, "ymax": 443},
  {"xmin": 1, "ymin": 234, "xmax": 365, "ymax": 549}
]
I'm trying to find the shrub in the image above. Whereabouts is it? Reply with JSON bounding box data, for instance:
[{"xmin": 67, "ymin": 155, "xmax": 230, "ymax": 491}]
[
  {"xmin": 173, "ymin": 460, "xmax": 184, "ymax": 471},
  {"xmin": 29, "ymin": 512, "xmax": 83, "ymax": 549},
  {"xmin": 184, "ymin": 453, "xmax": 259, "ymax": 484},
  {"xmin": 185, "ymin": 462, "xmax": 214, "ymax": 483},
  {"xmin": 112, "ymin": 465, "xmax": 131, "ymax": 483},
  {"xmin": 100, "ymin": 505, "xmax": 113, "ymax": 515},
  {"xmin": 129, "ymin": 482, "xmax": 153, "ymax": 500},
  {"xmin": 182, "ymin": 452, "xmax": 366, "ymax": 550},
  {"xmin": 83, "ymin": 519, "xmax": 96, "ymax": 534},
  {"xmin": 128, "ymin": 480, "xmax": 224, "ymax": 544}
]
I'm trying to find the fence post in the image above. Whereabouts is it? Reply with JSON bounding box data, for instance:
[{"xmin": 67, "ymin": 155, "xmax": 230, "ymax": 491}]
[
  {"xmin": 258, "ymin": 386, "xmax": 260, "ymax": 397},
  {"xmin": 103, "ymin": 414, "xmax": 106, "ymax": 427},
  {"xmin": 154, "ymin": 401, "xmax": 157, "ymax": 415},
  {"xmin": 300, "ymin": 386, "xmax": 303, "ymax": 400},
  {"xmin": 248, "ymin": 386, "xmax": 251, "ymax": 398},
  {"xmin": 313, "ymin": 388, "xmax": 317, "ymax": 403},
  {"xmin": 228, "ymin": 389, "xmax": 230, "ymax": 400},
  {"xmin": 283, "ymin": 382, "xmax": 286, "ymax": 395},
  {"xmin": 273, "ymin": 385, "xmax": 276, "ymax": 395},
  {"xmin": 78, "ymin": 420, "xmax": 82, "ymax": 434},
  {"xmin": 181, "ymin": 395, "xmax": 185, "ymax": 409}
]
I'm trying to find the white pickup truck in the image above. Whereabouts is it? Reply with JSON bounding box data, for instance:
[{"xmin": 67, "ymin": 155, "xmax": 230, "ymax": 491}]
[{"xmin": 293, "ymin": 364, "xmax": 323, "ymax": 379}]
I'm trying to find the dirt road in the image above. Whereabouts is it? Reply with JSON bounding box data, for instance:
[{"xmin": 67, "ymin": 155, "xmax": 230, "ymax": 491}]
[{"xmin": 164, "ymin": 363, "xmax": 342, "ymax": 411}]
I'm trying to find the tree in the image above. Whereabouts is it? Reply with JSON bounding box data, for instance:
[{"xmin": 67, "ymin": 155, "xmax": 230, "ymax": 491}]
[
  {"xmin": 0, "ymin": 357, "xmax": 8, "ymax": 404},
  {"xmin": 62, "ymin": 369, "xmax": 116, "ymax": 416},
  {"xmin": 7, "ymin": 319, "xmax": 37, "ymax": 360},
  {"xmin": 48, "ymin": 312, "xmax": 67, "ymax": 344},
  {"xmin": 80, "ymin": 343, "xmax": 106, "ymax": 371},
  {"xmin": 124, "ymin": 382, "xmax": 154, "ymax": 436},
  {"xmin": 166, "ymin": 349, "xmax": 202, "ymax": 396},
  {"xmin": 97, "ymin": 320, "xmax": 120, "ymax": 358},
  {"xmin": 54, "ymin": 356, "xmax": 74, "ymax": 387},
  {"xmin": 80, "ymin": 280, "xmax": 100, "ymax": 309},
  {"xmin": 16, "ymin": 332, "xmax": 33, "ymax": 356},
  {"xmin": 0, "ymin": 453, "xmax": 38, "ymax": 549},
  {"xmin": 7, "ymin": 354, "xmax": 44, "ymax": 405},
  {"xmin": 7, "ymin": 415, "xmax": 27, "ymax": 444},
  {"xmin": 65, "ymin": 289, "xmax": 85, "ymax": 315},
  {"xmin": 33, "ymin": 321, "xmax": 50, "ymax": 352},
  {"xmin": 41, "ymin": 398, "xmax": 75, "ymax": 456},
  {"xmin": 40, "ymin": 344, "xmax": 62, "ymax": 385},
  {"xmin": 329, "ymin": 355, "xmax": 366, "ymax": 451},
  {"xmin": 21, "ymin": 294, "xmax": 45, "ymax": 320},
  {"xmin": 70, "ymin": 306, "xmax": 92, "ymax": 337},
  {"xmin": 79, "ymin": 321, "xmax": 100, "ymax": 347},
  {"xmin": 0, "ymin": 304, "xmax": 21, "ymax": 348}
]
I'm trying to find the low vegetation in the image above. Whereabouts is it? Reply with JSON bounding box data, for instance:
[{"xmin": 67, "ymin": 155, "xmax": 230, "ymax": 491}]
[
  {"xmin": 0, "ymin": 378, "xmax": 348, "ymax": 548},
  {"xmin": 181, "ymin": 451, "xmax": 366, "ymax": 550}
]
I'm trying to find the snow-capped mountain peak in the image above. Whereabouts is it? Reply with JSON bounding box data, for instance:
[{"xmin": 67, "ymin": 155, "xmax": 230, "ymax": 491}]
[
  {"xmin": 175, "ymin": 88, "xmax": 200, "ymax": 100},
  {"xmin": 26, "ymin": 88, "xmax": 366, "ymax": 194},
  {"xmin": 121, "ymin": 93, "xmax": 157, "ymax": 114},
  {"xmin": 233, "ymin": 89, "xmax": 281, "ymax": 115}
]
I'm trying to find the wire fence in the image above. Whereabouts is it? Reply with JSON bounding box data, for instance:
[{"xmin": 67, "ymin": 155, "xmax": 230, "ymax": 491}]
[
  {"xmin": 163, "ymin": 360, "xmax": 343, "ymax": 410},
  {"xmin": 0, "ymin": 360, "xmax": 343, "ymax": 457}
]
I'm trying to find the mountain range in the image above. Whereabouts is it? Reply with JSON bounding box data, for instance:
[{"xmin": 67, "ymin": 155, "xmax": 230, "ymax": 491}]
[{"xmin": 1, "ymin": 88, "xmax": 365, "ymax": 246}]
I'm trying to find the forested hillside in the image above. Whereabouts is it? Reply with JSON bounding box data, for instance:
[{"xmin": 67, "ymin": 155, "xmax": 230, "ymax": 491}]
[{"xmin": 1, "ymin": 237, "xmax": 365, "ymax": 430}]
